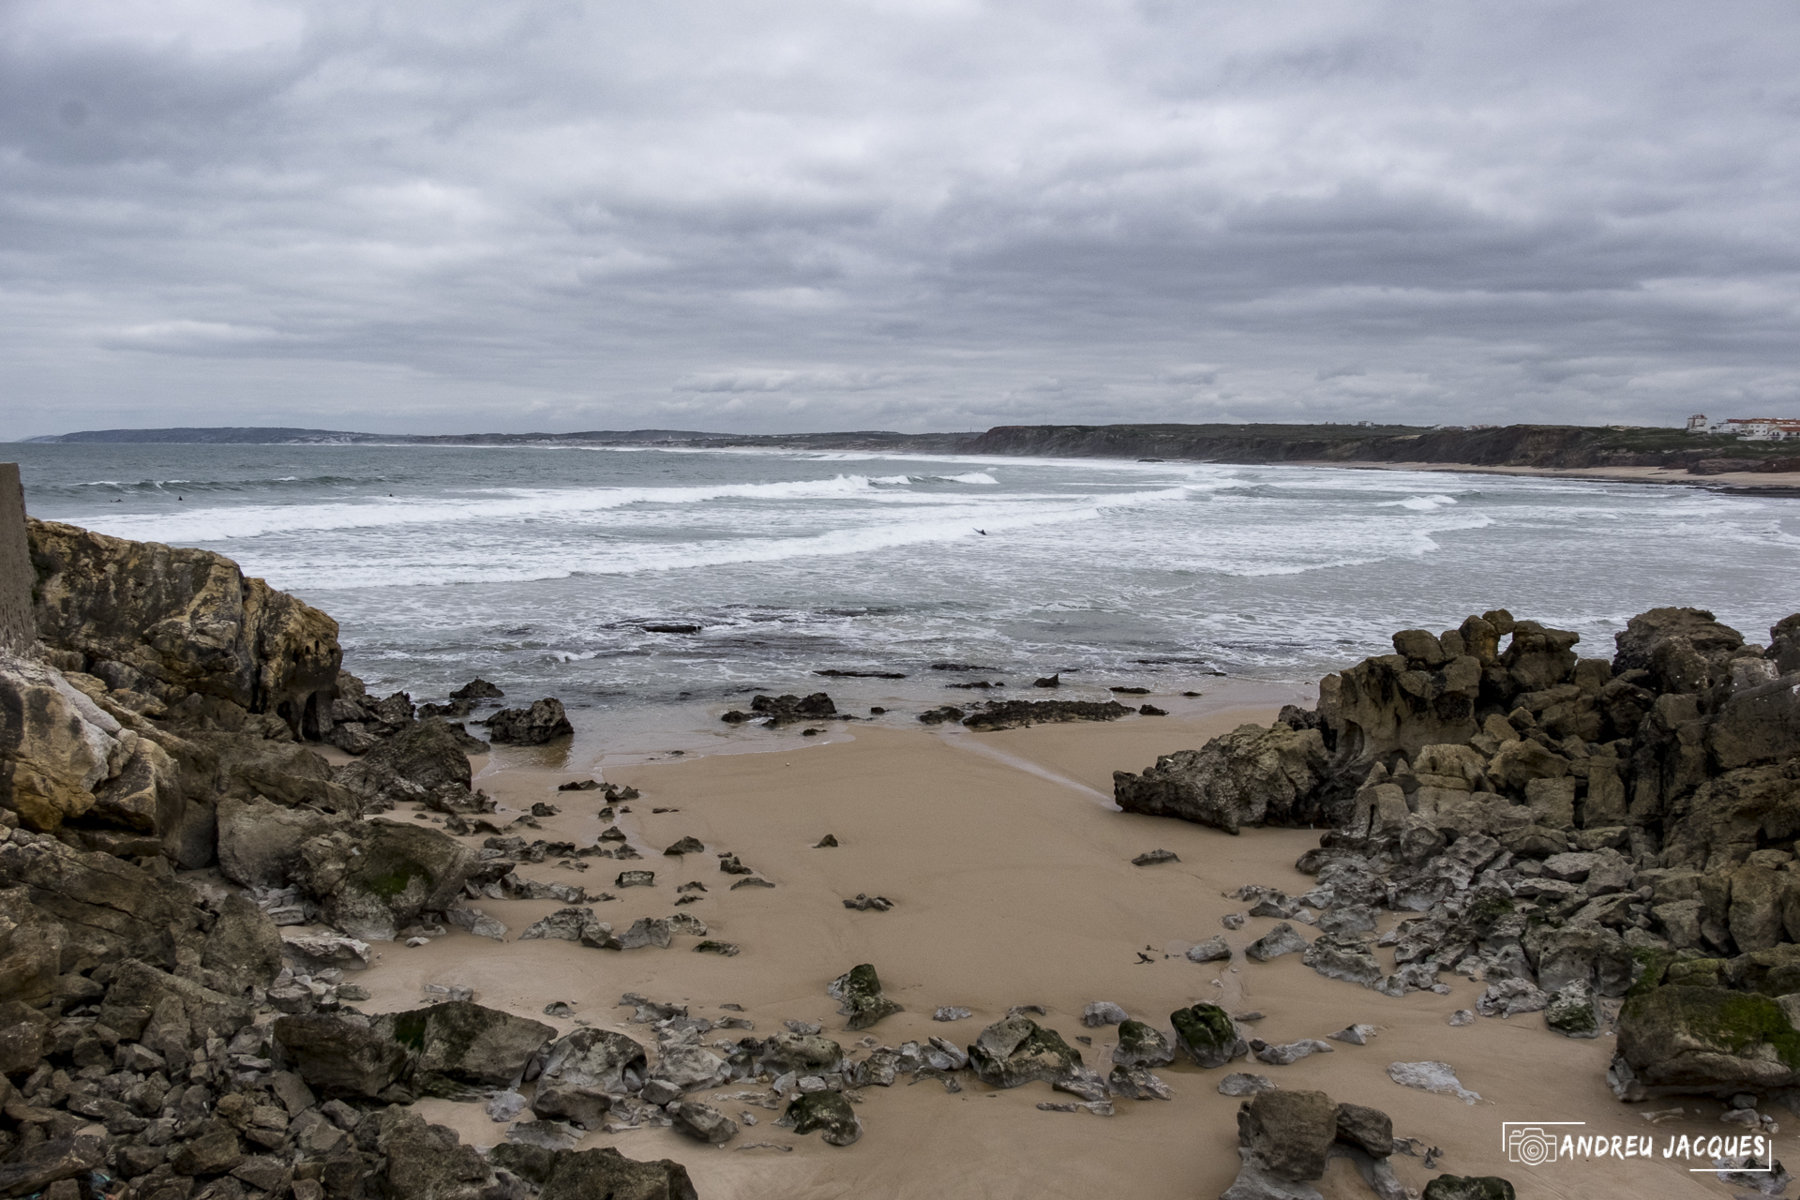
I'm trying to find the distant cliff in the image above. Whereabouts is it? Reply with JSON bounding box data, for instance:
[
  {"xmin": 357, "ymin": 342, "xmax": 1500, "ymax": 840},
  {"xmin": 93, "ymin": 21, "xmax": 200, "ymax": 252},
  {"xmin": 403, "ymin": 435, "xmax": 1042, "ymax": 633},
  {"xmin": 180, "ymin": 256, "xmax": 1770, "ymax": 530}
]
[{"xmin": 24, "ymin": 421, "xmax": 1800, "ymax": 474}]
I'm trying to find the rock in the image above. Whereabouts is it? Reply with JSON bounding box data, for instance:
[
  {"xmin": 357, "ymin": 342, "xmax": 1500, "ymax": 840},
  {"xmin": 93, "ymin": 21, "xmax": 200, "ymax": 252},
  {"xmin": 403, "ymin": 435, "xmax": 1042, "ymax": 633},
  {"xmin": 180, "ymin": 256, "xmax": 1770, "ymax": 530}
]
[
  {"xmin": 215, "ymin": 796, "xmax": 336, "ymax": 889},
  {"xmin": 781, "ymin": 1090, "xmax": 863, "ymax": 1146},
  {"xmin": 0, "ymin": 1135, "xmax": 106, "ymax": 1198},
  {"xmin": 1447, "ymin": 1010, "xmax": 1474, "ymax": 1027},
  {"xmin": 934, "ymin": 1006, "xmax": 973, "ymax": 1021},
  {"xmin": 450, "ymin": 678, "xmax": 504, "ymax": 701},
  {"xmin": 815, "ymin": 834, "xmax": 839, "ymax": 847},
  {"xmin": 1113, "ymin": 723, "xmax": 1329, "ymax": 833},
  {"xmin": 1220, "ymin": 1152, "xmax": 1325, "ymax": 1200},
  {"xmin": 1329, "ymin": 1024, "xmax": 1378, "ymax": 1045},
  {"xmin": 647, "ymin": 1043, "xmax": 729, "ymax": 1093},
  {"xmin": 1171, "ymin": 1003, "xmax": 1247, "ymax": 1068},
  {"xmin": 1108, "ymin": 1063, "xmax": 1173, "ymax": 1100},
  {"xmin": 1335, "ymin": 1102, "xmax": 1395, "ymax": 1157},
  {"xmin": 670, "ymin": 1099, "xmax": 738, "ymax": 1144},
  {"xmin": 1476, "ymin": 978, "xmax": 1549, "ymax": 1018},
  {"xmin": 520, "ymin": 907, "xmax": 613, "ymax": 945},
  {"xmin": 1302, "ymin": 934, "xmax": 1381, "ymax": 987},
  {"xmin": 843, "ymin": 893, "xmax": 894, "ymax": 911},
  {"xmin": 1033, "ymin": 674, "xmax": 1060, "ymax": 688},
  {"xmin": 1246, "ymin": 922, "xmax": 1309, "ymax": 962},
  {"xmin": 0, "ymin": 828, "xmax": 199, "ymax": 970},
  {"xmin": 1219, "ymin": 1073, "xmax": 1276, "ymax": 1096},
  {"xmin": 1112, "ymin": 1019, "xmax": 1175, "ymax": 1068},
  {"xmin": 1421, "ymin": 1177, "xmax": 1516, "ymax": 1200},
  {"xmin": 1386, "ymin": 1061, "xmax": 1481, "ymax": 1104},
  {"xmin": 759, "ymin": 1031, "xmax": 844, "ymax": 1075},
  {"xmin": 201, "ymin": 893, "xmax": 285, "ymax": 993},
  {"xmin": 28, "ymin": 518, "xmax": 341, "ymax": 737},
  {"xmin": 1187, "ymin": 935, "xmax": 1232, "ymax": 963},
  {"xmin": 1083, "ymin": 1001, "xmax": 1129, "ymax": 1027},
  {"xmin": 1544, "ymin": 981, "xmax": 1601, "ymax": 1038},
  {"xmin": 532, "ymin": 1029, "xmax": 646, "ymax": 1127},
  {"xmin": 0, "ymin": 886, "xmax": 65, "ymax": 1007},
  {"xmin": 273, "ymin": 1012, "xmax": 413, "ymax": 1099},
  {"xmin": 663, "ymin": 836, "xmax": 704, "ymax": 856},
  {"xmin": 959, "ymin": 698, "xmax": 1132, "ymax": 730},
  {"xmin": 446, "ymin": 906, "xmax": 507, "ymax": 940},
  {"xmin": 292, "ymin": 818, "xmax": 476, "ymax": 941},
  {"xmin": 485, "ymin": 698, "xmax": 574, "ymax": 745},
  {"xmin": 1237, "ymin": 1088, "xmax": 1338, "ymax": 1181},
  {"xmin": 828, "ymin": 963, "xmax": 902, "ymax": 1030},
  {"xmin": 1132, "ymin": 849, "xmax": 1179, "ymax": 866},
  {"xmin": 968, "ymin": 1016, "xmax": 1083, "ymax": 1087},
  {"xmin": 536, "ymin": 1146, "xmax": 699, "ymax": 1200},
  {"xmin": 618, "ymin": 917, "xmax": 672, "ymax": 949},
  {"xmin": 395, "ymin": 1000, "xmax": 555, "ymax": 1095},
  {"xmin": 1614, "ymin": 985, "xmax": 1800, "ymax": 1098},
  {"xmin": 1250, "ymin": 1039, "xmax": 1334, "ymax": 1066},
  {"xmin": 0, "ymin": 999, "xmax": 48, "ymax": 1075},
  {"xmin": 333, "ymin": 718, "xmax": 485, "ymax": 813},
  {"xmin": 616, "ymin": 869, "xmax": 655, "ymax": 888}
]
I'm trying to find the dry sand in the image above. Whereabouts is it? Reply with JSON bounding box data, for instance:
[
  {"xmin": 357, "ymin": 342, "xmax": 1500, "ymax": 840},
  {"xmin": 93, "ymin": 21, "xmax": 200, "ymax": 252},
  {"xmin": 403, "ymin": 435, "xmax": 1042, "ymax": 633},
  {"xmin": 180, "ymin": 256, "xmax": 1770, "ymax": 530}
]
[{"xmin": 344, "ymin": 688, "xmax": 1752, "ymax": 1199}]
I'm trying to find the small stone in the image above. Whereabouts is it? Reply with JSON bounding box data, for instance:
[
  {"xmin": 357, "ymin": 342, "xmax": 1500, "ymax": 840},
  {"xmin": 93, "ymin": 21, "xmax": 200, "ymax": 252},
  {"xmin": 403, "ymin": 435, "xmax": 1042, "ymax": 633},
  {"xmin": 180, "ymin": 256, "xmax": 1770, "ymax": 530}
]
[
  {"xmin": 933, "ymin": 1007, "xmax": 973, "ymax": 1022},
  {"xmin": 1132, "ymin": 849, "xmax": 1180, "ymax": 866},
  {"xmin": 1218, "ymin": 1072, "xmax": 1275, "ymax": 1096},
  {"xmin": 815, "ymin": 835, "xmax": 839, "ymax": 848},
  {"xmin": 1222, "ymin": 912, "xmax": 1247, "ymax": 930},
  {"xmin": 1082, "ymin": 1001, "xmax": 1129, "ymax": 1027},
  {"xmin": 1245, "ymin": 922, "xmax": 1308, "ymax": 962},
  {"xmin": 615, "ymin": 870, "xmax": 655, "ymax": 888},
  {"xmin": 1186, "ymin": 936, "xmax": 1232, "ymax": 963},
  {"xmin": 1447, "ymin": 1010, "xmax": 1474, "ymax": 1027},
  {"xmin": 1329, "ymin": 1024, "xmax": 1378, "ymax": 1045},
  {"xmin": 731, "ymin": 877, "xmax": 775, "ymax": 890}
]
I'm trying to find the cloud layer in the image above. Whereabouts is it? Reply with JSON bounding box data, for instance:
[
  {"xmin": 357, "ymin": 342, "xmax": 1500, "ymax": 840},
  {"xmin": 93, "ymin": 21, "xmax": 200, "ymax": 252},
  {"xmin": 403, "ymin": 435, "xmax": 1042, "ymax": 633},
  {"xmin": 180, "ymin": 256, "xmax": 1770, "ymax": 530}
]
[{"xmin": 4, "ymin": 0, "xmax": 1798, "ymax": 436}]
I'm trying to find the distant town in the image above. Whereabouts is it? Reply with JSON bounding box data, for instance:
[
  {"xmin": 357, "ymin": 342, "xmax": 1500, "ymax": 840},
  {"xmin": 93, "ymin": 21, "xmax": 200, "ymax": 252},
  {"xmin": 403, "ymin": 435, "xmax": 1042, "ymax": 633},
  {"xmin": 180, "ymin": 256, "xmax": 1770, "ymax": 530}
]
[{"xmin": 1688, "ymin": 415, "xmax": 1800, "ymax": 440}]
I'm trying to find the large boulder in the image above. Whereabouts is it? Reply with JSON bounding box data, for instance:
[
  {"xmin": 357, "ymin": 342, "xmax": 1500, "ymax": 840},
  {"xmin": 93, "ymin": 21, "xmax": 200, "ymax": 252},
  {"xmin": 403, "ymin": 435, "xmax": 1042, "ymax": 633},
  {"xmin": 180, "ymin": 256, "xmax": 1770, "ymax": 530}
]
[
  {"xmin": 1613, "ymin": 985, "xmax": 1800, "ymax": 1098},
  {"xmin": 0, "ymin": 653, "xmax": 186, "ymax": 843},
  {"xmin": 967, "ymin": 1016, "xmax": 1082, "ymax": 1088},
  {"xmin": 532, "ymin": 1028, "xmax": 647, "ymax": 1128},
  {"xmin": 392, "ymin": 1000, "xmax": 555, "ymax": 1095},
  {"xmin": 334, "ymin": 718, "xmax": 486, "ymax": 813},
  {"xmin": 1172, "ymin": 1003, "xmax": 1247, "ymax": 1068},
  {"xmin": 272, "ymin": 1012, "xmax": 413, "ymax": 1099},
  {"xmin": 291, "ymin": 818, "xmax": 475, "ymax": 940},
  {"xmin": 780, "ymin": 1091, "xmax": 863, "ymax": 1147},
  {"xmin": 536, "ymin": 1147, "xmax": 697, "ymax": 1200},
  {"xmin": 200, "ymin": 893, "xmax": 285, "ymax": 994},
  {"xmin": 1612, "ymin": 607, "xmax": 1745, "ymax": 693},
  {"xmin": 0, "ymin": 827, "xmax": 199, "ymax": 969},
  {"xmin": 215, "ymin": 795, "xmax": 339, "ymax": 889},
  {"xmin": 366, "ymin": 1107, "xmax": 504, "ymax": 1200},
  {"xmin": 28, "ymin": 519, "xmax": 341, "ymax": 738},
  {"xmin": 1236, "ymin": 1089, "xmax": 1338, "ymax": 1182},
  {"xmin": 1114, "ymin": 724, "xmax": 1330, "ymax": 833},
  {"xmin": 0, "ymin": 886, "xmax": 63, "ymax": 1006}
]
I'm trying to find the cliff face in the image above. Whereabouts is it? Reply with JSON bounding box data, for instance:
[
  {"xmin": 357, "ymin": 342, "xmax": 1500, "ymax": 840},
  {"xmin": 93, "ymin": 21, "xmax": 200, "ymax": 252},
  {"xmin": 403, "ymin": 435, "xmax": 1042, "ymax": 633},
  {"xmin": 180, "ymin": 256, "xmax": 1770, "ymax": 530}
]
[
  {"xmin": 27, "ymin": 519, "xmax": 341, "ymax": 738},
  {"xmin": 961, "ymin": 422, "xmax": 1800, "ymax": 474}
]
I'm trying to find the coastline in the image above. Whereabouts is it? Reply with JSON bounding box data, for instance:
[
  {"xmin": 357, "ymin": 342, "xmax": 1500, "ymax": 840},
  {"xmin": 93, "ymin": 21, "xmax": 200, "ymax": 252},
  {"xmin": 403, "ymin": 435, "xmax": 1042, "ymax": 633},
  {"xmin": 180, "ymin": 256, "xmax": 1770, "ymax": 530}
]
[{"xmin": 1310, "ymin": 458, "xmax": 1800, "ymax": 496}]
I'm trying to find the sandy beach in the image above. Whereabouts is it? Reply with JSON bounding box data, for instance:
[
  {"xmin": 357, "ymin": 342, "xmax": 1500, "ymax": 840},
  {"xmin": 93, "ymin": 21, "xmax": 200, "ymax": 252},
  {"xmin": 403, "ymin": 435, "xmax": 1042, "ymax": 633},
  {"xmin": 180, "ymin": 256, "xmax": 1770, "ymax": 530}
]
[{"xmin": 320, "ymin": 689, "xmax": 1747, "ymax": 1200}]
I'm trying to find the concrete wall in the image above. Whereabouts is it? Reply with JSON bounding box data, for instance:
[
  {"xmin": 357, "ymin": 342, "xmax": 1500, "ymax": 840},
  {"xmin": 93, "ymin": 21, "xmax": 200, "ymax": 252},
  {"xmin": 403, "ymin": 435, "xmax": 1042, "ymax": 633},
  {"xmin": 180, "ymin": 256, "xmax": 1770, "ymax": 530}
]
[{"xmin": 0, "ymin": 463, "xmax": 35, "ymax": 655}]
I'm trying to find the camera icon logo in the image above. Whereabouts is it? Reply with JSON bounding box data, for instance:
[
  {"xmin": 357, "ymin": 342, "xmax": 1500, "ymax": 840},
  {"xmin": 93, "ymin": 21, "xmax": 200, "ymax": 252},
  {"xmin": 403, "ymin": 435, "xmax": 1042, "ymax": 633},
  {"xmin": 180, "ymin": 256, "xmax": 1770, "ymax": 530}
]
[{"xmin": 1505, "ymin": 1126, "xmax": 1558, "ymax": 1165}]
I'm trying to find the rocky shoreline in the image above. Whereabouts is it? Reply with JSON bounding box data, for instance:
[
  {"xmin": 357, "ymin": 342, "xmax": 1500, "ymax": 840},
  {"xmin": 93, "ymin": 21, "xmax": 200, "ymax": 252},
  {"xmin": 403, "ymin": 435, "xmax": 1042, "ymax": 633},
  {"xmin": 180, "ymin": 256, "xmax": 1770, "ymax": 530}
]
[{"xmin": 5, "ymin": 513, "xmax": 1798, "ymax": 1199}]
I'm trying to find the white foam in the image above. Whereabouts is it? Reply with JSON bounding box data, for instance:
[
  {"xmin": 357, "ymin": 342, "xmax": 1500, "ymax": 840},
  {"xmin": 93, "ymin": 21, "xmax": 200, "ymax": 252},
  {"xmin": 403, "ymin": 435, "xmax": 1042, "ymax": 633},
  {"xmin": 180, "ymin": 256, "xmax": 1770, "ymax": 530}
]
[{"xmin": 1378, "ymin": 494, "xmax": 1460, "ymax": 511}]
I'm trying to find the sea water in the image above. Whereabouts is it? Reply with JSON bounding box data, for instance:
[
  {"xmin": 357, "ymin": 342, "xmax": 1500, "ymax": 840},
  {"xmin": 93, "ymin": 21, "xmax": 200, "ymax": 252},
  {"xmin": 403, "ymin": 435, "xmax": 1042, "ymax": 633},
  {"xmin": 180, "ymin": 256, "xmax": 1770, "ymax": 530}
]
[{"xmin": 13, "ymin": 442, "xmax": 1800, "ymax": 749}]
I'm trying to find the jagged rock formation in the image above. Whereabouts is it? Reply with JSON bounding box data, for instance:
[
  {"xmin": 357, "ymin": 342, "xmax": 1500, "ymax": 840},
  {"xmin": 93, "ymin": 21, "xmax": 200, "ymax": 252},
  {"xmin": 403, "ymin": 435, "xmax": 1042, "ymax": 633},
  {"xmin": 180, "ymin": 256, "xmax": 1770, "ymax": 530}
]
[
  {"xmin": 1122, "ymin": 605, "xmax": 1800, "ymax": 1104},
  {"xmin": 28, "ymin": 519, "xmax": 341, "ymax": 738}
]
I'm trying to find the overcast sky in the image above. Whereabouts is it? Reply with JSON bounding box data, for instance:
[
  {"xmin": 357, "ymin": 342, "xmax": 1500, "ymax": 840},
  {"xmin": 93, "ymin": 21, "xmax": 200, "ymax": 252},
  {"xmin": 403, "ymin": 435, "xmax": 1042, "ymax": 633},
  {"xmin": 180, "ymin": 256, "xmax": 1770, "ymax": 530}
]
[{"xmin": 3, "ymin": 1, "xmax": 1797, "ymax": 437}]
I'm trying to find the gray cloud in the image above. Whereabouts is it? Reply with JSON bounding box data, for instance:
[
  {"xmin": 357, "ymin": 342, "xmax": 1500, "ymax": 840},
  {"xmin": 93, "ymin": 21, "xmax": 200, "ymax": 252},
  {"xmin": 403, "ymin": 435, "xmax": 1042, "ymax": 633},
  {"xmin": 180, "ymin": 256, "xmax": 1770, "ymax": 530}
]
[{"xmin": 2, "ymin": 0, "xmax": 1798, "ymax": 437}]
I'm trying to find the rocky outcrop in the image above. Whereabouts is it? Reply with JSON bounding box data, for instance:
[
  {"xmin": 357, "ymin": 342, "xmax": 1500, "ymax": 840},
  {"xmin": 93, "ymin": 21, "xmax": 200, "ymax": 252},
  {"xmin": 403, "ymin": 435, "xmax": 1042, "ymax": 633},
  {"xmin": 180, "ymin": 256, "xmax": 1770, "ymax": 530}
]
[
  {"xmin": 1124, "ymin": 605, "xmax": 1800, "ymax": 1102},
  {"xmin": 484, "ymin": 697, "xmax": 573, "ymax": 745},
  {"xmin": 28, "ymin": 518, "xmax": 340, "ymax": 738},
  {"xmin": 1115, "ymin": 724, "xmax": 1328, "ymax": 833},
  {"xmin": 967, "ymin": 1016, "xmax": 1082, "ymax": 1088},
  {"xmin": 290, "ymin": 819, "xmax": 476, "ymax": 941}
]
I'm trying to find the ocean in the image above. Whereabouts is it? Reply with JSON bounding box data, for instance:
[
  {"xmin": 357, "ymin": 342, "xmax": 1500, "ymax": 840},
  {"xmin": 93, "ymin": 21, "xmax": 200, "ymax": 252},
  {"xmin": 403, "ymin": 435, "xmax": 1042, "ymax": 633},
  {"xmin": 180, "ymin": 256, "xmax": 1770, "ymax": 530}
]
[{"xmin": 12, "ymin": 441, "xmax": 1800, "ymax": 752}]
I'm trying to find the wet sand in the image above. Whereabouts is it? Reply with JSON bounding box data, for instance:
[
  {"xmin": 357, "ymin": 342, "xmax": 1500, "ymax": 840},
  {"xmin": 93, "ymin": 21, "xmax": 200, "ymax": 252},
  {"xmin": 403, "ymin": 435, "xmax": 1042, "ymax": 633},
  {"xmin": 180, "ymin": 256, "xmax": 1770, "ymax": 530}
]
[{"xmin": 344, "ymin": 689, "xmax": 1755, "ymax": 1199}]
